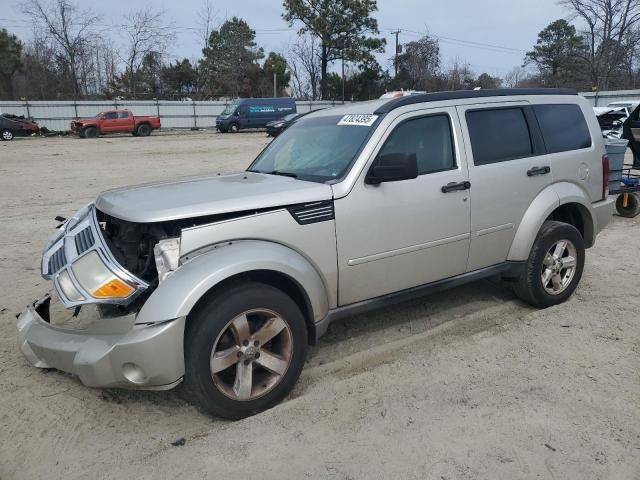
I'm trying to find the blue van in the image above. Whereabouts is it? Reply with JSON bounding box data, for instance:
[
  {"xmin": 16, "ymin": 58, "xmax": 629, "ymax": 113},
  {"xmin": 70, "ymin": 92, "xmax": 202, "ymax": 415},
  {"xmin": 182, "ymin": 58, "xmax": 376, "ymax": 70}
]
[{"xmin": 216, "ymin": 97, "xmax": 297, "ymax": 133}]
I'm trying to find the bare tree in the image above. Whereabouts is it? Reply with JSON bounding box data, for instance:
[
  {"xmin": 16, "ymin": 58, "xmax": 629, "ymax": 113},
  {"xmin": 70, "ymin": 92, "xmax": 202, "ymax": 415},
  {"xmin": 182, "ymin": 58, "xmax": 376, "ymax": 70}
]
[
  {"xmin": 503, "ymin": 66, "xmax": 528, "ymax": 88},
  {"xmin": 23, "ymin": 0, "xmax": 101, "ymax": 97},
  {"xmin": 560, "ymin": 0, "xmax": 640, "ymax": 89},
  {"xmin": 619, "ymin": 26, "xmax": 640, "ymax": 87},
  {"xmin": 288, "ymin": 35, "xmax": 321, "ymax": 100},
  {"xmin": 120, "ymin": 8, "xmax": 174, "ymax": 98},
  {"xmin": 443, "ymin": 58, "xmax": 475, "ymax": 90},
  {"xmin": 196, "ymin": 0, "xmax": 217, "ymax": 50}
]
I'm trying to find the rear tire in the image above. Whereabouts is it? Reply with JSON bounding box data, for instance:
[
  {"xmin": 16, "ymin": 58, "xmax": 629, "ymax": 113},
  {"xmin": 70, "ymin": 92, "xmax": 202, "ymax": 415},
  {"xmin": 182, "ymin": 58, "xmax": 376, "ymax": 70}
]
[
  {"xmin": 136, "ymin": 123, "xmax": 151, "ymax": 136},
  {"xmin": 1, "ymin": 129, "xmax": 14, "ymax": 141},
  {"xmin": 513, "ymin": 220, "xmax": 585, "ymax": 308},
  {"xmin": 183, "ymin": 282, "xmax": 308, "ymax": 419},
  {"xmin": 83, "ymin": 126, "xmax": 98, "ymax": 138},
  {"xmin": 616, "ymin": 193, "xmax": 640, "ymax": 218}
]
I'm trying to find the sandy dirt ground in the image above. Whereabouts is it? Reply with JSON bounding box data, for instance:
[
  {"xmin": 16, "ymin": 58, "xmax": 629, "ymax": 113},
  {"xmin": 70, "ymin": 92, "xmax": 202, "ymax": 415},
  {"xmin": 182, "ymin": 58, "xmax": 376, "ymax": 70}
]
[{"xmin": 0, "ymin": 131, "xmax": 639, "ymax": 480}]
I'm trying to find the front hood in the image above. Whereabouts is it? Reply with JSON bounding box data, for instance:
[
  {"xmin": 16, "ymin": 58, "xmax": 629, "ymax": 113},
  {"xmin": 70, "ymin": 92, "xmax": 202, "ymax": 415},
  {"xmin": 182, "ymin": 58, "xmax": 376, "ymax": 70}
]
[{"xmin": 95, "ymin": 172, "xmax": 333, "ymax": 223}]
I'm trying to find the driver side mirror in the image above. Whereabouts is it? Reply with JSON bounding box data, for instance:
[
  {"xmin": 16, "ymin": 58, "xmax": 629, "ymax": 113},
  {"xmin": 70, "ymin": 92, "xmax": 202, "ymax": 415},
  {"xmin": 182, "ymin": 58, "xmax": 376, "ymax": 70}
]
[{"xmin": 365, "ymin": 152, "xmax": 418, "ymax": 185}]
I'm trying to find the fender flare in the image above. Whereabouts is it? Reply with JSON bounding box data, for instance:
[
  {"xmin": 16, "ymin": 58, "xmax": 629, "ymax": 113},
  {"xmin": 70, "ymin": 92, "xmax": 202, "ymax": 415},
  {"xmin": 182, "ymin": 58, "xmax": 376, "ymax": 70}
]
[
  {"xmin": 507, "ymin": 182, "xmax": 596, "ymax": 261},
  {"xmin": 135, "ymin": 240, "xmax": 330, "ymax": 325}
]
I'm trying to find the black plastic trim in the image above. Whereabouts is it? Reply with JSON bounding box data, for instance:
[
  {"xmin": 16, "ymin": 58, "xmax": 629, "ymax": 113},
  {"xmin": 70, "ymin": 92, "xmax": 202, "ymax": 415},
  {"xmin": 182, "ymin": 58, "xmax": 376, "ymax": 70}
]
[
  {"xmin": 374, "ymin": 88, "xmax": 578, "ymax": 115},
  {"xmin": 288, "ymin": 201, "xmax": 335, "ymax": 225}
]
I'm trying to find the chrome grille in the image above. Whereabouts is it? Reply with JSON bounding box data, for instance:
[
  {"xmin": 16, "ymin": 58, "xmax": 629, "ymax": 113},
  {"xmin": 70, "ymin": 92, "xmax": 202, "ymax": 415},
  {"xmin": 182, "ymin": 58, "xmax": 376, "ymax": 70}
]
[
  {"xmin": 48, "ymin": 248, "xmax": 66, "ymax": 275},
  {"xmin": 288, "ymin": 201, "xmax": 335, "ymax": 225},
  {"xmin": 74, "ymin": 226, "xmax": 95, "ymax": 255}
]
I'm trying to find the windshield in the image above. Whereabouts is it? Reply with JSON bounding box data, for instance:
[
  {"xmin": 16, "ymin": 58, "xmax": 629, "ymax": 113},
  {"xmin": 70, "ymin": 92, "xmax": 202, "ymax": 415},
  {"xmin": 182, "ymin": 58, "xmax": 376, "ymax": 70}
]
[
  {"xmin": 283, "ymin": 113, "xmax": 299, "ymax": 122},
  {"xmin": 221, "ymin": 103, "xmax": 238, "ymax": 116},
  {"xmin": 248, "ymin": 114, "xmax": 376, "ymax": 182}
]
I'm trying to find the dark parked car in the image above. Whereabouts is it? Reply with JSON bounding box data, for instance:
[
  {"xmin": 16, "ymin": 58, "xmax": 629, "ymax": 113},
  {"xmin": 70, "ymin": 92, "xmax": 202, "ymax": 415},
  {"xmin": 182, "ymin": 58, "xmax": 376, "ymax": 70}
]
[
  {"xmin": 265, "ymin": 112, "xmax": 304, "ymax": 137},
  {"xmin": 0, "ymin": 114, "xmax": 40, "ymax": 141}
]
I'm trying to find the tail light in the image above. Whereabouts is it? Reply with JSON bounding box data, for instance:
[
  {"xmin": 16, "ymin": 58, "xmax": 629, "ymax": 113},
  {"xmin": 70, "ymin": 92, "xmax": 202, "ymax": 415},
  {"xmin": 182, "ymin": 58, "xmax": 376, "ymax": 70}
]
[{"xmin": 602, "ymin": 154, "xmax": 610, "ymax": 200}]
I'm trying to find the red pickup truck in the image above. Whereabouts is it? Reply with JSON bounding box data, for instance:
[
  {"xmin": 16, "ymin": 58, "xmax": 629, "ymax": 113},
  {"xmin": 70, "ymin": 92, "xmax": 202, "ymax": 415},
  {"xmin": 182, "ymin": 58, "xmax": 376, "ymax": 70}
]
[{"xmin": 70, "ymin": 110, "xmax": 161, "ymax": 138}]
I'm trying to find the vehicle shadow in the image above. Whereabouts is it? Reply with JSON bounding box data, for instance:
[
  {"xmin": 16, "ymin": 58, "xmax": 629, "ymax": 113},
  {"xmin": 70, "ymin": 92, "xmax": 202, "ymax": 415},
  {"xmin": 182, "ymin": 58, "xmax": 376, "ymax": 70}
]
[{"xmin": 307, "ymin": 276, "xmax": 522, "ymax": 368}]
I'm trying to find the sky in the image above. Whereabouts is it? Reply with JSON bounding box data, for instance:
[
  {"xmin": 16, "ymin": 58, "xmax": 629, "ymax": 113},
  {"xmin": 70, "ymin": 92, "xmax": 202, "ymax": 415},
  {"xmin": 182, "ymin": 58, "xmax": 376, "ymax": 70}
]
[{"xmin": 0, "ymin": 0, "xmax": 568, "ymax": 78}]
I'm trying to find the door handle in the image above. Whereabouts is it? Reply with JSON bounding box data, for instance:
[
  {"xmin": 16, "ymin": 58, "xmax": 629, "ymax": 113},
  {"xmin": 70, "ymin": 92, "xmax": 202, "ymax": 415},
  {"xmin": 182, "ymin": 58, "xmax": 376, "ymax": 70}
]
[
  {"xmin": 441, "ymin": 181, "xmax": 471, "ymax": 193},
  {"xmin": 527, "ymin": 166, "xmax": 551, "ymax": 177}
]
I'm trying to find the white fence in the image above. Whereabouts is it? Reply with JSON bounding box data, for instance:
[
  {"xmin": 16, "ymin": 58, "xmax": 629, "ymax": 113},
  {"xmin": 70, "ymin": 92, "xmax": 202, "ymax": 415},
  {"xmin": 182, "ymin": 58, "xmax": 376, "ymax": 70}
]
[
  {"xmin": 0, "ymin": 99, "xmax": 343, "ymax": 132},
  {"xmin": 4, "ymin": 90, "xmax": 640, "ymax": 131},
  {"xmin": 580, "ymin": 89, "xmax": 640, "ymax": 107}
]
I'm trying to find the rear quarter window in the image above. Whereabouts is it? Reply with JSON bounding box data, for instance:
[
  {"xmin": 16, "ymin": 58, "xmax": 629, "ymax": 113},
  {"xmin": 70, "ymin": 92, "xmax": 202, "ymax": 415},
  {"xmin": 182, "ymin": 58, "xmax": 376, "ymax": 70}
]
[{"xmin": 533, "ymin": 104, "xmax": 592, "ymax": 153}]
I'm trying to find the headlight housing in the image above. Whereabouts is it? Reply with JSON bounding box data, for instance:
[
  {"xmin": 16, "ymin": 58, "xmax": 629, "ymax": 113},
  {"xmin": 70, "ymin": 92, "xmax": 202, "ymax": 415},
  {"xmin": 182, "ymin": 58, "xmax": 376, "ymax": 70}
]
[{"xmin": 72, "ymin": 251, "xmax": 135, "ymax": 299}]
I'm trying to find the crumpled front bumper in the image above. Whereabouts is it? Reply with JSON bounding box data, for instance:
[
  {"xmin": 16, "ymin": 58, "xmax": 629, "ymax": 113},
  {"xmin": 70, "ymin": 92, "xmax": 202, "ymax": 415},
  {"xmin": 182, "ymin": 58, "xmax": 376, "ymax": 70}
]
[{"xmin": 16, "ymin": 295, "xmax": 185, "ymax": 390}]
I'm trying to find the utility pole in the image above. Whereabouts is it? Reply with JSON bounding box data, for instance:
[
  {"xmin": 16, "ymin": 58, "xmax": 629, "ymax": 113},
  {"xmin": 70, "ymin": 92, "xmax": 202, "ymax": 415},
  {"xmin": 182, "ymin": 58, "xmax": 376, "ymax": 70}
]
[
  {"xmin": 391, "ymin": 29, "xmax": 401, "ymax": 78},
  {"xmin": 273, "ymin": 72, "xmax": 277, "ymax": 97},
  {"xmin": 341, "ymin": 53, "xmax": 345, "ymax": 104}
]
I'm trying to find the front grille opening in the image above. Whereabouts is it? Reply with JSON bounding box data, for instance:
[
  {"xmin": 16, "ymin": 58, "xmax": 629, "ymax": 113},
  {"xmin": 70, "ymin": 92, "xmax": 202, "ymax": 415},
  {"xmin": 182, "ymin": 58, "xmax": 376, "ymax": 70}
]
[
  {"xmin": 48, "ymin": 247, "xmax": 66, "ymax": 275},
  {"xmin": 74, "ymin": 227, "xmax": 95, "ymax": 255}
]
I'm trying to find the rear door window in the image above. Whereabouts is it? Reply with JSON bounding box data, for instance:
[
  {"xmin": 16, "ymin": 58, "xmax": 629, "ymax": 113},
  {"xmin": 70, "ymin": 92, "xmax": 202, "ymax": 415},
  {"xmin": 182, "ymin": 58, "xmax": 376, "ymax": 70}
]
[
  {"xmin": 533, "ymin": 104, "xmax": 592, "ymax": 153},
  {"xmin": 117, "ymin": 111, "xmax": 130, "ymax": 119},
  {"xmin": 466, "ymin": 107, "xmax": 533, "ymax": 165}
]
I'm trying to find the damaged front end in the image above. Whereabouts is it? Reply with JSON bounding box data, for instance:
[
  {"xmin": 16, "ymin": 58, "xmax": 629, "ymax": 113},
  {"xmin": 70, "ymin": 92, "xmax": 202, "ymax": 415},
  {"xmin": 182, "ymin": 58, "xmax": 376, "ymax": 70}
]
[
  {"xmin": 41, "ymin": 204, "xmax": 182, "ymax": 314},
  {"xmin": 16, "ymin": 203, "xmax": 186, "ymax": 389}
]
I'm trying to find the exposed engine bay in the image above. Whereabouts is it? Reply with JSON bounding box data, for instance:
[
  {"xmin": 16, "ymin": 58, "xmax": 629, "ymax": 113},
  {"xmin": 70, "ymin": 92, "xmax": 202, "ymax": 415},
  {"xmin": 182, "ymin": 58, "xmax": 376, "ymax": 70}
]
[{"xmin": 95, "ymin": 207, "xmax": 279, "ymax": 311}]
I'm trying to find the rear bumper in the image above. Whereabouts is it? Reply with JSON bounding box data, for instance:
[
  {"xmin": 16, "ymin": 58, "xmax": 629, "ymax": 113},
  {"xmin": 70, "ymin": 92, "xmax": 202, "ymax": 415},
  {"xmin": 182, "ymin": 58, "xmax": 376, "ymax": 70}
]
[
  {"xmin": 16, "ymin": 295, "xmax": 185, "ymax": 389},
  {"xmin": 593, "ymin": 196, "xmax": 616, "ymax": 235}
]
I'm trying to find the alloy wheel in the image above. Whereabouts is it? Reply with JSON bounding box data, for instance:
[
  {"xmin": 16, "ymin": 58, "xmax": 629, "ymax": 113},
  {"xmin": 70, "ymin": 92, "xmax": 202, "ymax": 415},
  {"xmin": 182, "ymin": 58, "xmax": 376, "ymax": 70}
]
[
  {"xmin": 210, "ymin": 309, "xmax": 293, "ymax": 401},
  {"xmin": 541, "ymin": 239, "xmax": 578, "ymax": 295}
]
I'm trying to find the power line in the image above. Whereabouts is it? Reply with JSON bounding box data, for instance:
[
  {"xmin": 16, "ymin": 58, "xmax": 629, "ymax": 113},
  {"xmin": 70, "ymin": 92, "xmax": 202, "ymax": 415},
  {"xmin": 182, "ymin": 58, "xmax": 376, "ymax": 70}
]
[
  {"xmin": 383, "ymin": 27, "xmax": 527, "ymax": 55},
  {"xmin": 1, "ymin": 15, "xmax": 528, "ymax": 57}
]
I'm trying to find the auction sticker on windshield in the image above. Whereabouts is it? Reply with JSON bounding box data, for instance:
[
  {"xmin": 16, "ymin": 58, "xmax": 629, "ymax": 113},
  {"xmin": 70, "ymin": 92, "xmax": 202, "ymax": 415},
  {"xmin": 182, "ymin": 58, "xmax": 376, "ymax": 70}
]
[{"xmin": 338, "ymin": 114, "xmax": 378, "ymax": 127}]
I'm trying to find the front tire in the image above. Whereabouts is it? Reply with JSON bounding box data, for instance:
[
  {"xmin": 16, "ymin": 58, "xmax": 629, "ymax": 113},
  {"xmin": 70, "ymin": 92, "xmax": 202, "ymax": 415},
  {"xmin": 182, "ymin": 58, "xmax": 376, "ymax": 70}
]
[
  {"xmin": 1, "ymin": 129, "xmax": 14, "ymax": 141},
  {"xmin": 514, "ymin": 220, "xmax": 585, "ymax": 308},
  {"xmin": 229, "ymin": 123, "xmax": 239, "ymax": 133},
  {"xmin": 83, "ymin": 126, "xmax": 98, "ymax": 138},
  {"xmin": 183, "ymin": 282, "xmax": 308, "ymax": 419}
]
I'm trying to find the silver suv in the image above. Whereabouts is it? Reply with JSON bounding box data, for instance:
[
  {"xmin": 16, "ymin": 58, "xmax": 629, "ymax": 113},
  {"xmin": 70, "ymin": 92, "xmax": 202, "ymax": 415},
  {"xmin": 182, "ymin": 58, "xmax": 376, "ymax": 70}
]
[{"xmin": 17, "ymin": 89, "xmax": 615, "ymax": 418}]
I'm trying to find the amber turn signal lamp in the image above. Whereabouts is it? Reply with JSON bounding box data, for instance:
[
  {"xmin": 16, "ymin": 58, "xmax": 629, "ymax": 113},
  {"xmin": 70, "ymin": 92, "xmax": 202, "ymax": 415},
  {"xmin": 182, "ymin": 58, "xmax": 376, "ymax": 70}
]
[{"xmin": 93, "ymin": 278, "xmax": 135, "ymax": 298}]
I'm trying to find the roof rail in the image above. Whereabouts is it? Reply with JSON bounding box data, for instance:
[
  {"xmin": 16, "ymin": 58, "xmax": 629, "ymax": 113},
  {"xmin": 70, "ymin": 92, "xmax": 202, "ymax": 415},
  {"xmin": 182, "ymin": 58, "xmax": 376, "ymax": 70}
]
[{"xmin": 374, "ymin": 88, "xmax": 578, "ymax": 114}]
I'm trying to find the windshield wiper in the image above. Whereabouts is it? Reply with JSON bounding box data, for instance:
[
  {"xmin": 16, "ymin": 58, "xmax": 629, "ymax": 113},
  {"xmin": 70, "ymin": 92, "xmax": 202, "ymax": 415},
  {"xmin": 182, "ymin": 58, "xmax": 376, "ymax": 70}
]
[
  {"xmin": 246, "ymin": 169, "xmax": 298, "ymax": 178},
  {"xmin": 268, "ymin": 170, "xmax": 298, "ymax": 178}
]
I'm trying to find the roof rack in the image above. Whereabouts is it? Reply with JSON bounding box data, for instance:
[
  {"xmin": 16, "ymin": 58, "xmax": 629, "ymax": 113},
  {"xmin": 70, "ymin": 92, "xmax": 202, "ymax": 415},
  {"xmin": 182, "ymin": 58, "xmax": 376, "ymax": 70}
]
[{"xmin": 374, "ymin": 88, "xmax": 578, "ymax": 114}]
